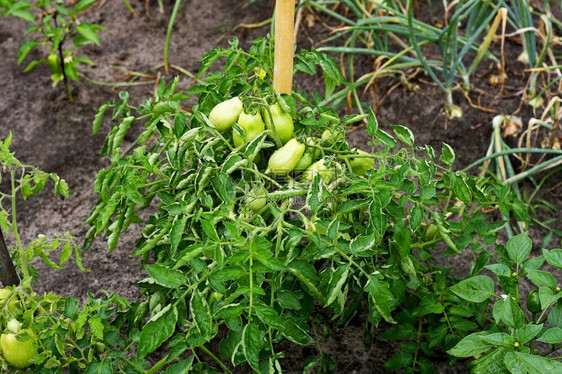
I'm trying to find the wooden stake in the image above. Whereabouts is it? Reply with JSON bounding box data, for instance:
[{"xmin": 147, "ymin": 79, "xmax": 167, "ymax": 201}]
[
  {"xmin": 273, "ymin": 0, "xmax": 295, "ymax": 94},
  {"xmin": 0, "ymin": 231, "xmax": 19, "ymax": 287}
]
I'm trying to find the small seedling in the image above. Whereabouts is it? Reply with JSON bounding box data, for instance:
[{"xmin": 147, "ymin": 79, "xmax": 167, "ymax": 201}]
[{"xmin": 0, "ymin": 0, "xmax": 105, "ymax": 100}]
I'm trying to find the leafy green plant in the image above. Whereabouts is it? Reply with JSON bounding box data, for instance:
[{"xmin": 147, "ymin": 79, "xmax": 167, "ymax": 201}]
[
  {"xmin": 0, "ymin": 0, "xmax": 105, "ymax": 100},
  {"xmin": 448, "ymin": 232, "xmax": 562, "ymax": 373},
  {"xmin": 0, "ymin": 132, "xmax": 82, "ymax": 279},
  {"xmin": 86, "ymin": 38, "xmax": 531, "ymax": 372},
  {"xmin": 0, "ymin": 133, "xmax": 139, "ymax": 372}
]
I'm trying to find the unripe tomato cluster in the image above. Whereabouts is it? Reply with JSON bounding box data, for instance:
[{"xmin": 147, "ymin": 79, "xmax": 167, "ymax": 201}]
[{"xmin": 208, "ymin": 95, "xmax": 376, "ymax": 210}]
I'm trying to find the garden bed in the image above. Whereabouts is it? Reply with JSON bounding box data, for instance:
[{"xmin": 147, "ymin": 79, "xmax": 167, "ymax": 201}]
[{"xmin": 0, "ymin": 1, "xmax": 561, "ymax": 373}]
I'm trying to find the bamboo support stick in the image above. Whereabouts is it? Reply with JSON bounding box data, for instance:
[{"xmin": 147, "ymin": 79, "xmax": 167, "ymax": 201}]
[{"xmin": 273, "ymin": 0, "xmax": 296, "ymax": 94}]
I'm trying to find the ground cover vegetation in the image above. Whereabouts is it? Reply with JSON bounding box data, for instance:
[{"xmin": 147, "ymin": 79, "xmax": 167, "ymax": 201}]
[{"xmin": 0, "ymin": 0, "xmax": 561, "ymax": 373}]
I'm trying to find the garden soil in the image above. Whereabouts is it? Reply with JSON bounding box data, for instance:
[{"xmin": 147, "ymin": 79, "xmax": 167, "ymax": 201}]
[{"xmin": 0, "ymin": 1, "xmax": 560, "ymax": 373}]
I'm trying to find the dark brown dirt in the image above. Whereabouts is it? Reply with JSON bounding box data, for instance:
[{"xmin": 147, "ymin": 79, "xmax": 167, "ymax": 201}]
[{"xmin": 0, "ymin": 1, "xmax": 560, "ymax": 373}]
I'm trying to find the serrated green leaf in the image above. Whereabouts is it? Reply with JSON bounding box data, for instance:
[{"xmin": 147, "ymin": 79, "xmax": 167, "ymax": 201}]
[
  {"xmin": 64, "ymin": 297, "xmax": 78, "ymax": 319},
  {"xmin": 366, "ymin": 107, "xmax": 378, "ymax": 138},
  {"xmin": 254, "ymin": 304, "xmax": 285, "ymax": 330},
  {"xmin": 276, "ymin": 291, "xmax": 301, "ymax": 310},
  {"xmin": 242, "ymin": 323, "xmax": 261, "ymax": 371},
  {"xmin": 191, "ymin": 290, "xmax": 212, "ymax": 341},
  {"xmin": 144, "ymin": 264, "xmax": 185, "ymax": 288},
  {"xmin": 391, "ymin": 125, "xmax": 414, "ymax": 147},
  {"xmin": 281, "ymin": 320, "xmax": 314, "ymax": 345},
  {"xmin": 137, "ymin": 305, "xmax": 178, "ymax": 356},
  {"xmin": 365, "ymin": 276, "xmax": 396, "ymax": 324},
  {"xmin": 215, "ymin": 302, "xmax": 247, "ymax": 319},
  {"xmin": 60, "ymin": 241, "xmax": 72, "ymax": 265},
  {"xmin": 374, "ymin": 129, "xmax": 397, "ymax": 149},
  {"xmin": 93, "ymin": 103, "xmax": 110, "ymax": 135},
  {"xmin": 440, "ymin": 143, "xmax": 455, "ymax": 166},
  {"xmin": 450, "ymin": 172, "xmax": 472, "ymax": 205},
  {"xmin": 287, "ymin": 259, "xmax": 324, "ymax": 302},
  {"xmin": 89, "ymin": 317, "xmax": 104, "ymax": 340},
  {"xmin": 252, "ymin": 236, "xmax": 286, "ymax": 271},
  {"xmin": 325, "ymin": 264, "xmax": 349, "ymax": 307},
  {"xmin": 409, "ymin": 205, "xmax": 423, "ymax": 231}
]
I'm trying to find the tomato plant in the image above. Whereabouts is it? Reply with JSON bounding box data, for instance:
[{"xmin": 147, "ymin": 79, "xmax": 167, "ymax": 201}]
[
  {"xmin": 0, "ymin": 135, "xmax": 136, "ymax": 373},
  {"xmin": 85, "ymin": 38, "xmax": 533, "ymax": 372}
]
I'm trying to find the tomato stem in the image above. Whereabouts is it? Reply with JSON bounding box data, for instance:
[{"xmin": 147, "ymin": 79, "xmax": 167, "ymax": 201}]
[
  {"xmin": 11, "ymin": 168, "xmax": 28, "ymax": 281},
  {"xmin": 199, "ymin": 345, "xmax": 233, "ymax": 374}
]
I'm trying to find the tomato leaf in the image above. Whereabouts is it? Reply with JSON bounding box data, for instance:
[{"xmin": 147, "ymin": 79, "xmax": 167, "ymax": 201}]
[
  {"xmin": 190, "ymin": 290, "xmax": 213, "ymax": 341},
  {"xmin": 242, "ymin": 323, "xmax": 262, "ymax": 371},
  {"xmin": 365, "ymin": 276, "xmax": 396, "ymax": 324},
  {"xmin": 440, "ymin": 143, "xmax": 455, "ymax": 166},
  {"xmin": 137, "ymin": 305, "xmax": 178, "ymax": 357},
  {"xmin": 144, "ymin": 264, "xmax": 185, "ymax": 288}
]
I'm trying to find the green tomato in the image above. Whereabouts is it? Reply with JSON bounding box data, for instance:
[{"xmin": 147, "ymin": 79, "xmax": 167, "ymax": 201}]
[
  {"xmin": 526, "ymin": 289, "xmax": 541, "ymax": 313},
  {"xmin": 265, "ymin": 138, "xmax": 305, "ymax": 176},
  {"xmin": 263, "ymin": 102, "xmax": 294, "ymax": 144},
  {"xmin": 233, "ymin": 111, "xmax": 265, "ymax": 147},
  {"xmin": 320, "ymin": 129, "xmax": 345, "ymax": 145},
  {"xmin": 424, "ymin": 224, "xmax": 441, "ymax": 241},
  {"xmin": 294, "ymin": 138, "xmax": 317, "ymax": 172},
  {"xmin": 321, "ymin": 129, "xmax": 334, "ymax": 142},
  {"xmin": 294, "ymin": 152, "xmax": 314, "ymax": 172},
  {"xmin": 348, "ymin": 149, "xmax": 375, "ymax": 176},
  {"xmin": 246, "ymin": 185, "xmax": 268, "ymax": 212},
  {"xmin": 303, "ymin": 159, "xmax": 335, "ymax": 183},
  {"xmin": 208, "ymin": 97, "xmax": 243, "ymax": 132},
  {"xmin": 0, "ymin": 331, "xmax": 38, "ymax": 369}
]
